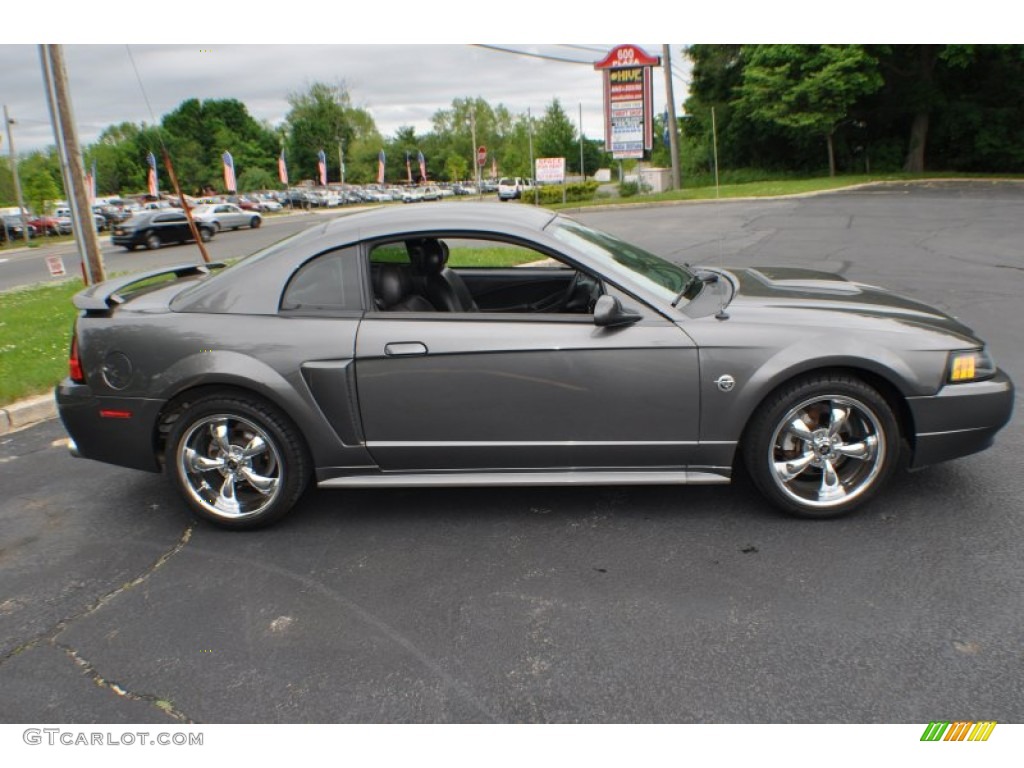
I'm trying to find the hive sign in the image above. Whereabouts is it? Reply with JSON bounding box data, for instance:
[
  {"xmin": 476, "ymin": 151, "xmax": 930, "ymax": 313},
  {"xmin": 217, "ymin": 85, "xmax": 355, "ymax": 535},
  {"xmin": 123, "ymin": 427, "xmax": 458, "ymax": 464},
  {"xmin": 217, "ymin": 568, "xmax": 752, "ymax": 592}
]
[{"xmin": 594, "ymin": 45, "xmax": 661, "ymax": 160}]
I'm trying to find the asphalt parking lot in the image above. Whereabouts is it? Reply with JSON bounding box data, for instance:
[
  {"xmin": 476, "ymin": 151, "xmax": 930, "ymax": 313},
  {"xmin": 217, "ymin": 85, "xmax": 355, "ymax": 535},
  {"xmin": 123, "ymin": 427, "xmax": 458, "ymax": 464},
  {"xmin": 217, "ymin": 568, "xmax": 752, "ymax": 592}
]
[{"xmin": 1, "ymin": 181, "xmax": 1021, "ymax": 724}]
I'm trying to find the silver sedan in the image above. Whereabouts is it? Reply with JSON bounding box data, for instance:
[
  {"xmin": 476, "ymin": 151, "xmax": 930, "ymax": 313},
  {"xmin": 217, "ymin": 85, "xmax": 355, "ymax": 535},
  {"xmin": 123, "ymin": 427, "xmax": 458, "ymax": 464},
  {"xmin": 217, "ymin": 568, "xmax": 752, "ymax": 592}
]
[{"xmin": 190, "ymin": 203, "xmax": 262, "ymax": 232}]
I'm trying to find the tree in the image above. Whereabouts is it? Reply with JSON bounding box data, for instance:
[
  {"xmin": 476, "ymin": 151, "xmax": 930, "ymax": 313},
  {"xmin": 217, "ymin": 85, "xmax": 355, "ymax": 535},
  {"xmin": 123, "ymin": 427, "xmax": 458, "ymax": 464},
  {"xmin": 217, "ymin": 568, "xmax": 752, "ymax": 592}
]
[
  {"xmin": 445, "ymin": 153, "xmax": 469, "ymax": 182},
  {"xmin": 283, "ymin": 82, "xmax": 358, "ymax": 184},
  {"xmin": 237, "ymin": 167, "xmax": 276, "ymax": 192},
  {"xmin": 160, "ymin": 98, "xmax": 278, "ymax": 192},
  {"xmin": 738, "ymin": 45, "xmax": 883, "ymax": 176},
  {"xmin": 535, "ymin": 99, "xmax": 578, "ymax": 171},
  {"xmin": 22, "ymin": 153, "xmax": 62, "ymax": 213}
]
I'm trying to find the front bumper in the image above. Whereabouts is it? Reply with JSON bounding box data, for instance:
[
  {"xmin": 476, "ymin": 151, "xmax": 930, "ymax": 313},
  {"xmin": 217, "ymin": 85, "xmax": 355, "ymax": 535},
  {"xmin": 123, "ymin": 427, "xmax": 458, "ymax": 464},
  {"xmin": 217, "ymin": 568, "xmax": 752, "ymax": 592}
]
[
  {"xmin": 906, "ymin": 370, "xmax": 1015, "ymax": 469},
  {"xmin": 56, "ymin": 379, "xmax": 165, "ymax": 472}
]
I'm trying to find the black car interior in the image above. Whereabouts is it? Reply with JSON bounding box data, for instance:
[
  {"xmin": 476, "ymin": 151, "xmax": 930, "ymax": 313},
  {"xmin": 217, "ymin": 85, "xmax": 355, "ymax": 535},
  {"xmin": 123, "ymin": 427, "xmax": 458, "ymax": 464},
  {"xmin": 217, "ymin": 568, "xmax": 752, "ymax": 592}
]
[{"xmin": 369, "ymin": 237, "xmax": 601, "ymax": 314}]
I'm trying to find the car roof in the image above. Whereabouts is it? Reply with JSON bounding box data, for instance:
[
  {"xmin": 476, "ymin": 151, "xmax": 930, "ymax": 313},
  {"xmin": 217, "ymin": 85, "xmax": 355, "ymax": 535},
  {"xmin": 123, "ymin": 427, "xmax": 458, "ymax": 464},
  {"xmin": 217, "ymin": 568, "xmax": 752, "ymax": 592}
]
[{"xmin": 172, "ymin": 203, "xmax": 560, "ymax": 315}]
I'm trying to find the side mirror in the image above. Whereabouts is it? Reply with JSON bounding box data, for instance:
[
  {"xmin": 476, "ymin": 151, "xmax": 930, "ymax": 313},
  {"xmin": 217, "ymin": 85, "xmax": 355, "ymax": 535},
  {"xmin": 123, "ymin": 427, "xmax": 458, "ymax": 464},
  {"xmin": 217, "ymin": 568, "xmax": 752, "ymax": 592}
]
[{"xmin": 593, "ymin": 294, "xmax": 642, "ymax": 328}]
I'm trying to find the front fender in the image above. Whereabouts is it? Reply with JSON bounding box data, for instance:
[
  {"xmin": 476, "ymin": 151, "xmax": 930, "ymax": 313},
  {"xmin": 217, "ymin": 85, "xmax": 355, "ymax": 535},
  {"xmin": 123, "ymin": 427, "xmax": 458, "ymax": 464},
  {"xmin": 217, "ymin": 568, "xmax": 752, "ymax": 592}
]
[{"xmin": 697, "ymin": 332, "xmax": 940, "ymax": 445}]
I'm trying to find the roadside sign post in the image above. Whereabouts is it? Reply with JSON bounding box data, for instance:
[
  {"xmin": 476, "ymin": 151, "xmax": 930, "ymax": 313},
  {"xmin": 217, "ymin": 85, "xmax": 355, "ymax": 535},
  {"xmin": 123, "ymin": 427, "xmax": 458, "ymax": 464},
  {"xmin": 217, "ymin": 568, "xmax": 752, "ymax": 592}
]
[
  {"xmin": 46, "ymin": 255, "xmax": 66, "ymax": 278},
  {"xmin": 477, "ymin": 145, "xmax": 486, "ymax": 199}
]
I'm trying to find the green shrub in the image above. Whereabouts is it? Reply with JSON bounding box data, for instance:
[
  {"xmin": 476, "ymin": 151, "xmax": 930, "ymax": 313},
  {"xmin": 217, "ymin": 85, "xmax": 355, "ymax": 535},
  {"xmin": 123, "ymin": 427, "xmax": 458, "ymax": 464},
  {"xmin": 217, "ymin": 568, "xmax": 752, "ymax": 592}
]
[
  {"xmin": 619, "ymin": 181, "xmax": 640, "ymax": 197},
  {"xmin": 522, "ymin": 181, "xmax": 600, "ymax": 205}
]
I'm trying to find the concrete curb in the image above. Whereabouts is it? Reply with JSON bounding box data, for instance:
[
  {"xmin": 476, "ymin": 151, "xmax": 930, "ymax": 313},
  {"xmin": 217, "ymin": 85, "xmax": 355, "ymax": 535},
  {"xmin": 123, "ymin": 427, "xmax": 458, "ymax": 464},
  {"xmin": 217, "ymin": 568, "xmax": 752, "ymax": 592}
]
[{"xmin": 0, "ymin": 393, "xmax": 58, "ymax": 436}]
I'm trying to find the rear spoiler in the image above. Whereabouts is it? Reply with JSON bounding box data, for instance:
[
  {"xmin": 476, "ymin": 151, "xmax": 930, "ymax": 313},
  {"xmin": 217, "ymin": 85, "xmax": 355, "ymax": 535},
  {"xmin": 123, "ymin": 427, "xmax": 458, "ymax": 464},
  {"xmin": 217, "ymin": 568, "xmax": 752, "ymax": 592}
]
[{"xmin": 73, "ymin": 262, "xmax": 226, "ymax": 311}]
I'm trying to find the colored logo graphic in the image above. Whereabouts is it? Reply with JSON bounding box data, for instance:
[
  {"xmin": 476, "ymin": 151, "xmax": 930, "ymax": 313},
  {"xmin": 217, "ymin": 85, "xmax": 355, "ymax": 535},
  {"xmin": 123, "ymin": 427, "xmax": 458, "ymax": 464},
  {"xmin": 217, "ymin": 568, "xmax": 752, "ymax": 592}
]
[{"xmin": 920, "ymin": 721, "xmax": 997, "ymax": 741}]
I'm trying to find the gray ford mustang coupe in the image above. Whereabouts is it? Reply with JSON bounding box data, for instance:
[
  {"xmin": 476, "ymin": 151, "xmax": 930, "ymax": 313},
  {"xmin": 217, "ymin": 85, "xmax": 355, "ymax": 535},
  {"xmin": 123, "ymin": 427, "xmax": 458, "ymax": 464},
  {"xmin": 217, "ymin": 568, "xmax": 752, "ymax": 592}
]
[{"xmin": 57, "ymin": 204, "xmax": 1014, "ymax": 529}]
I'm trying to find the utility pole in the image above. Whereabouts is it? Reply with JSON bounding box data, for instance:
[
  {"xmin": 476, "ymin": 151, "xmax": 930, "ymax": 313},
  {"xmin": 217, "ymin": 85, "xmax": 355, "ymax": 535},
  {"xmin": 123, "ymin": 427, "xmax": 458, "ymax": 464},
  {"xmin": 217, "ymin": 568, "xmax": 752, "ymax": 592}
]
[
  {"xmin": 40, "ymin": 44, "xmax": 105, "ymax": 283},
  {"xmin": 578, "ymin": 102, "xmax": 585, "ymax": 182},
  {"xmin": 662, "ymin": 44, "xmax": 681, "ymax": 191},
  {"xmin": 469, "ymin": 108, "xmax": 479, "ymax": 190},
  {"xmin": 527, "ymin": 108, "xmax": 535, "ymax": 204},
  {"xmin": 3, "ymin": 105, "xmax": 31, "ymax": 243},
  {"xmin": 338, "ymin": 136, "xmax": 345, "ymax": 186}
]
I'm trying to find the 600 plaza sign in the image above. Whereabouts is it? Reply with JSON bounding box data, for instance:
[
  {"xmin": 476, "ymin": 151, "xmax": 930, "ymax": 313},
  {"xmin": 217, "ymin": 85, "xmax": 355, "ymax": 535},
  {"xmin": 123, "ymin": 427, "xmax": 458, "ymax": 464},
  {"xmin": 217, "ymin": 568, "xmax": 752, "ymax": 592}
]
[{"xmin": 594, "ymin": 45, "xmax": 660, "ymax": 160}]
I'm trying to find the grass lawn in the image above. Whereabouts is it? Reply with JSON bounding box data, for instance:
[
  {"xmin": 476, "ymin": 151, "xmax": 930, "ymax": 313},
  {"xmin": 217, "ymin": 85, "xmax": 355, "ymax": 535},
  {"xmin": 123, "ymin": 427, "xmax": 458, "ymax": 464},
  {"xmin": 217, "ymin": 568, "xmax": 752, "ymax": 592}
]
[
  {"xmin": 554, "ymin": 172, "xmax": 1024, "ymax": 209},
  {"xmin": 0, "ymin": 279, "xmax": 83, "ymax": 405}
]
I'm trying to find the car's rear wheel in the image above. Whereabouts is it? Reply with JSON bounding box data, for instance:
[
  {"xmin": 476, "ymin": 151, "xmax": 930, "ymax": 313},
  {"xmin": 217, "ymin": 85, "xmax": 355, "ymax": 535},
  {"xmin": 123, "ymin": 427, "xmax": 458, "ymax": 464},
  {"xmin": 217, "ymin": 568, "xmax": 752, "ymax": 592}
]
[
  {"xmin": 742, "ymin": 374, "xmax": 899, "ymax": 519},
  {"xmin": 145, "ymin": 232, "xmax": 161, "ymax": 250},
  {"xmin": 250, "ymin": 217, "xmax": 261, "ymax": 228},
  {"xmin": 167, "ymin": 394, "xmax": 310, "ymax": 529}
]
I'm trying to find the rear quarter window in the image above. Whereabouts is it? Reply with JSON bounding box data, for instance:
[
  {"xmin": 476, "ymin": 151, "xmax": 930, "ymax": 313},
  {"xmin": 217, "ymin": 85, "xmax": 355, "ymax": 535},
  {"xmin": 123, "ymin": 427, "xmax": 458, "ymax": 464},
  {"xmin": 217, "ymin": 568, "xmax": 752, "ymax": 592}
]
[{"xmin": 280, "ymin": 249, "xmax": 361, "ymax": 314}]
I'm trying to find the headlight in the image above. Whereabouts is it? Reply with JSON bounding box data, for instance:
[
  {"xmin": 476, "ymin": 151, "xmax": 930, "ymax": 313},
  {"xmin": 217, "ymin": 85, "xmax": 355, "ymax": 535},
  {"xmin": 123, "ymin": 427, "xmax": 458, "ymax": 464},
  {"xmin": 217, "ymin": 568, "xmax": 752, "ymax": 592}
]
[{"xmin": 947, "ymin": 349, "xmax": 996, "ymax": 383}]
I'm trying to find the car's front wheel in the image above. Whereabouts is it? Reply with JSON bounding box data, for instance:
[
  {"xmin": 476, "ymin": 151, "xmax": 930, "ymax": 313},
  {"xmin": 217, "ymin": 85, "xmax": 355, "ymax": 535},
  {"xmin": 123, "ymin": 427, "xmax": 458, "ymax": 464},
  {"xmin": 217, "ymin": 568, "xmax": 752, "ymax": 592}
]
[
  {"xmin": 250, "ymin": 217, "xmax": 261, "ymax": 228},
  {"xmin": 145, "ymin": 232, "xmax": 161, "ymax": 250},
  {"xmin": 742, "ymin": 374, "xmax": 900, "ymax": 519},
  {"xmin": 199, "ymin": 227, "xmax": 213, "ymax": 243},
  {"xmin": 167, "ymin": 394, "xmax": 310, "ymax": 529}
]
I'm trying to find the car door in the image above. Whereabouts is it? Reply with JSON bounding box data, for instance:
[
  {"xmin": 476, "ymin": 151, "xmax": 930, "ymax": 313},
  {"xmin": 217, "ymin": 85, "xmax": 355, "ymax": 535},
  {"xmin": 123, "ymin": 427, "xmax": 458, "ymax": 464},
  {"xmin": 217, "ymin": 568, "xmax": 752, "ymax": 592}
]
[
  {"xmin": 353, "ymin": 237, "xmax": 701, "ymax": 474},
  {"xmin": 154, "ymin": 212, "xmax": 188, "ymax": 243}
]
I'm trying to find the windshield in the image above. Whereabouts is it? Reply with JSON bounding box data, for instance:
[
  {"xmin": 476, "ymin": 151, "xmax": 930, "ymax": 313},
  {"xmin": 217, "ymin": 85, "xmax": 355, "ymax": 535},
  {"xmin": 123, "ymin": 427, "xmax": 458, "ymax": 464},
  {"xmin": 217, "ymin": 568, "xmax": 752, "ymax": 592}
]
[{"xmin": 548, "ymin": 217, "xmax": 695, "ymax": 303}]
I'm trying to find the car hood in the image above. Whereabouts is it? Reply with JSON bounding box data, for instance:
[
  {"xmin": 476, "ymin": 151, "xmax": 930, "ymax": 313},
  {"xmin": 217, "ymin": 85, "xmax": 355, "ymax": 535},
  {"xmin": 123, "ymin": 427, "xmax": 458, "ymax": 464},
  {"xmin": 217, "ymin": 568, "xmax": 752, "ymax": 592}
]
[{"xmin": 713, "ymin": 266, "xmax": 978, "ymax": 339}]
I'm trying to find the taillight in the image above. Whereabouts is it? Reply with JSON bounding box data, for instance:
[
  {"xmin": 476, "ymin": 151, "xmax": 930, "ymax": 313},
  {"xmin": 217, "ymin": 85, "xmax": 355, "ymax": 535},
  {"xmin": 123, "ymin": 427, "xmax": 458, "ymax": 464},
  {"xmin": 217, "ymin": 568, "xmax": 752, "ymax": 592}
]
[{"xmin": 69, "ymin": 333, "xmax": 85, "ymax": 383}]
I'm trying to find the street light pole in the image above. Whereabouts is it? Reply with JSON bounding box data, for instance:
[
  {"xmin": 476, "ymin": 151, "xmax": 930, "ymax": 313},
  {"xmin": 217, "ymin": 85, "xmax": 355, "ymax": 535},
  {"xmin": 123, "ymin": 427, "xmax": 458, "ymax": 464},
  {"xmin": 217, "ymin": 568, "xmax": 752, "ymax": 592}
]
[{"xmin": 3, "ymin": 105, "xmax": 31, "ymax": 243}]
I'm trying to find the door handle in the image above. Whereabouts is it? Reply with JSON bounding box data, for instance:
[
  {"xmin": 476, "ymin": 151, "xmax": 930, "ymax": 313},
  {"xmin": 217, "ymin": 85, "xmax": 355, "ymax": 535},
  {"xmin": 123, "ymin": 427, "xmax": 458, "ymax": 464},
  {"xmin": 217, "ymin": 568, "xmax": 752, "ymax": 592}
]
[{"xmin": 384, "ymin": 342, "xmax": 428, "ymax": 357}]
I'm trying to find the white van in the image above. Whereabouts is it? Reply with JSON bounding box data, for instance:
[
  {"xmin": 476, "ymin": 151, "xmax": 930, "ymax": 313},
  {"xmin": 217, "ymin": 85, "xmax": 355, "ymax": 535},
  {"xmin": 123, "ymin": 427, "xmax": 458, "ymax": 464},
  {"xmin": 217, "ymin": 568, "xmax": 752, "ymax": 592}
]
[{"xmin": 497, "ymin": 177, "xmax": 534, "ymax": 201}]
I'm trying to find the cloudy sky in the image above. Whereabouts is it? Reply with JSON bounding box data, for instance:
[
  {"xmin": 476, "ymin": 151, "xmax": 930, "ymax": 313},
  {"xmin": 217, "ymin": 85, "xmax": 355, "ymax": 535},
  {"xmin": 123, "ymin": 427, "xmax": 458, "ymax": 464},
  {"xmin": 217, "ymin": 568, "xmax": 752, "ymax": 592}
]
[
  {"xmin": 0, "ymin": 43, "xmax": 689, "ymax": 153},
  {"xmin": 1, "ymin": 4, "xmax": 991, "ymax": 155}
]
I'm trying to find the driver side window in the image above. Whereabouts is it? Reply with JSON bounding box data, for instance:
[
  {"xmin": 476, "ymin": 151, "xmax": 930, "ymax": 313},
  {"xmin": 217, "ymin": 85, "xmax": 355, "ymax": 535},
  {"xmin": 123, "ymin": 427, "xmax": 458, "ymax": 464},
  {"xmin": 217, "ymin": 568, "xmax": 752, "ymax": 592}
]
[{"xmin": 367, "ymin": 236, "xmax": 601, "ymax": 315}]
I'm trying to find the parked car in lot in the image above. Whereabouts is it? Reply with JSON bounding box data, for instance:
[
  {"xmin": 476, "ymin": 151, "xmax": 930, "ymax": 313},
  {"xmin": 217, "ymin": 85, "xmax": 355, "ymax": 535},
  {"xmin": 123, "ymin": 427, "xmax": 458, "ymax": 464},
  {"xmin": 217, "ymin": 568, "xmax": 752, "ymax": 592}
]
[
  {"xmin": 190, "ymin": 203, "xmax": 262, "ymax": 232},
  {"xmin": 28, "ymin": 214, "xmax": 71, "ymax": 236},
  {"xmin": 498, "ymin": 176, "xmax": 534, "ymax": 201},
  {"xmin": 111, "ymin": 210, "xmax": 216, "ymax": 250},
  {"xmin": 1, "ymin": 214, "xmax": 37, "ymax": 240},
  {"xmin": 256, "ymin": 196, "xmax": 283, "ymax": 212},
  {"xmin": 54, "ymin": 207, "xmax": 108, "ymax": 233},
  {"xmin": 57, "ymin": 204, "xmax": 1014, "ymax": 529}
]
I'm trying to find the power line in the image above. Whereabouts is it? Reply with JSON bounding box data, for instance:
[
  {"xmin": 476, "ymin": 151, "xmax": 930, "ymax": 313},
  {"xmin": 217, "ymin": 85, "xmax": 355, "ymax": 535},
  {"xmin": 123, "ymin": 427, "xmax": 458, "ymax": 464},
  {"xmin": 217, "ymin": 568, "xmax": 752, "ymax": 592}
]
[
  {"xmin": 472, "ymin": 45, "xmax": 594, "ymax": 66},
  {"xmin": 556, "ymin": 44, "xmax": 609, "ymax": 54}
]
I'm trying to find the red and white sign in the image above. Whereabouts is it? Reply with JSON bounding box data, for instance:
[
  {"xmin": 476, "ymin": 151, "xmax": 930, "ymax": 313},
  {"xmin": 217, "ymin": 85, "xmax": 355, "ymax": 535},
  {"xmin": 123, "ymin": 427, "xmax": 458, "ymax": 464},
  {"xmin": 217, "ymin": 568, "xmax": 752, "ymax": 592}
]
[
  {"xmin": 46, "ymin": 255, "xmax": 66, "ymax": 277},
  {"xmin": 477, "ymin": 146, "xmax": 487, "ymax": 167},
  {"xmin": 594, "ymin": 45, "xmax": 660, "ymax": 159},
  {"xmin": 535, "ymin": 157, "xmax": 566, "ymax": 184}
]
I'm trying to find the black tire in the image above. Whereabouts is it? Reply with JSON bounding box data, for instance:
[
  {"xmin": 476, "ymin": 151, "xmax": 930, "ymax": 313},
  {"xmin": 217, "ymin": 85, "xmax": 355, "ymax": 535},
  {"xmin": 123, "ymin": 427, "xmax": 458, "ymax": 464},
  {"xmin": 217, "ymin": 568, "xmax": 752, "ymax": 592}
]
[
  {"xmin": 145, "ymin": 232, "xmax": 161, "ymax": 250},
  {"xmin": 166, "ymin": 394, "xmax": 311, "ymax": 530},
  {"xmin": 199, "ymin": 227, "xmax": 213, "ymax": 243},
  {"xmin": 250, "ymin": 217, "xmax": 261, "ymax": 229},
  {"xmin": 742, "ymin": 374, "xmax": 900, "ymax": 519}
]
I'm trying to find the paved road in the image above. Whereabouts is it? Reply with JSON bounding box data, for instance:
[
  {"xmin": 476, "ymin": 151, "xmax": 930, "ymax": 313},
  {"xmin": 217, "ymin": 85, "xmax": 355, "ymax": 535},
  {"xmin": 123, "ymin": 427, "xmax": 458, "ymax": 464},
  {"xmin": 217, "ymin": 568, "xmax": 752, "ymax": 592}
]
[
  {"xmin": 0, "ymin": 209, "xmax": 327, "ymax": 292},
  {"xmin": 1, "ymin": 182, "xmax": 1021, "ymax": 725}
]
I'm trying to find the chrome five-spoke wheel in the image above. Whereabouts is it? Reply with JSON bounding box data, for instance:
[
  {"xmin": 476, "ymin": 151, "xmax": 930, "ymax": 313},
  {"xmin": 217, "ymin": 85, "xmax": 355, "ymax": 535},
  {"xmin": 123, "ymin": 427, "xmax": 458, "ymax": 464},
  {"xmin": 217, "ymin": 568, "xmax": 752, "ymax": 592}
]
[
  {"xmin": 744, "ymin": 375, "xmax": 900, "ymax": 518},
  {"xmin": 177, "ymin": 415, "xmax": 283, "ymax": 519},
  {"xmin": 167, "ymin": 395, "xmax": 310, "ymax": 528},
  {"xmin": 769, "ymin": 395, "xmax": 885, "ymax": 509}
]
